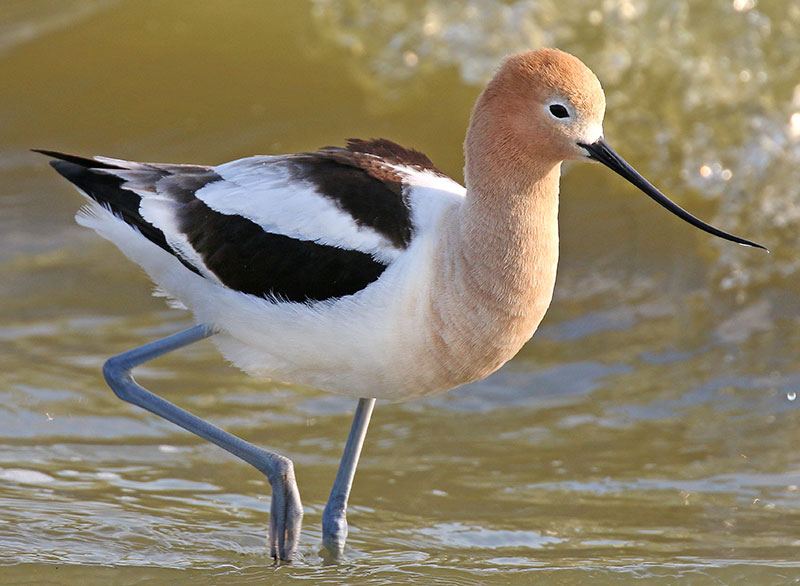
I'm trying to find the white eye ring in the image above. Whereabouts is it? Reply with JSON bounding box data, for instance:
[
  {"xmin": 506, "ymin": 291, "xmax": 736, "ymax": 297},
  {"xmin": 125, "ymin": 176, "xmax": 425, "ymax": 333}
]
[{"xmin": 548, "ymin": 102, "xmax": 571, "ymax": 119}]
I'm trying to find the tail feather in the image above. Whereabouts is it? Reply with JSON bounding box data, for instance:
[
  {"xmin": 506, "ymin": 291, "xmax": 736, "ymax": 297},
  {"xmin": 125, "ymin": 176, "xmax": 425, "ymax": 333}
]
[
  {"xmin": 35, "ymin": 149, "xmax": 202, "ymax": 276},
  {"xmin": 31, "ymin": 149, "xmax": 121, "ymax": 170}
]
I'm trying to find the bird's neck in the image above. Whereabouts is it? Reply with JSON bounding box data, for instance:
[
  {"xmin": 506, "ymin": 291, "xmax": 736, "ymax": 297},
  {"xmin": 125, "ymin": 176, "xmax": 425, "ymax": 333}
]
[{"xmin": 425, "ymin": 146, "xmax": 562, "ymax": 389}]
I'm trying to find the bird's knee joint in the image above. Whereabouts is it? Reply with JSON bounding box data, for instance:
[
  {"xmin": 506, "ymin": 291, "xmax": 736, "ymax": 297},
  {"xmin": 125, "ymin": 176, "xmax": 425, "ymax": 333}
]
[
  {"xmin": 266, "ymin": 455, "xmax": 295, "ymax": 484},
  {"xmin": 102, "ymin": 356, "xmax": 124, "ymax": 383},
  {"xmin": 102, "ymin": 356, "xmax": 137, "ymax": 402}
]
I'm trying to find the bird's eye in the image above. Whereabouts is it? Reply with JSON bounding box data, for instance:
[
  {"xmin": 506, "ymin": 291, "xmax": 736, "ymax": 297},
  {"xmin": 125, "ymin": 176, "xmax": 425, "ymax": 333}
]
[{"xmin": 549, "ymin": 104, "xmax": 570, "ymax": 119}]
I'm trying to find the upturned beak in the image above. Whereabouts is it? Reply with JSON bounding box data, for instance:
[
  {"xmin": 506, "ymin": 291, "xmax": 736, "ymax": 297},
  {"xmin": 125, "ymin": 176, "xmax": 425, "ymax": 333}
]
[{"xmin": 579, "ymin": 139, "xmax": 767, "ymax": 251}]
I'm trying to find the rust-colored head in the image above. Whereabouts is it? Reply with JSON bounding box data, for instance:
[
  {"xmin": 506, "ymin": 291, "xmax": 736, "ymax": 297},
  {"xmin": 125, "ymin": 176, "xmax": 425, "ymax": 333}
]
[
  {"xmin": 467, "ymin": 48, "xmax": 606, "ymax": 167},
  {"xmin": 464, "ymin": 48, "xmax": 765, "ymax": 250}
]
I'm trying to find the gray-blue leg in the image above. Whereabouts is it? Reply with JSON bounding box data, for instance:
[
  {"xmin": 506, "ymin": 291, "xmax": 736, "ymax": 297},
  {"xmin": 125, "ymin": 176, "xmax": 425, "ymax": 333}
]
[
  {"xmin": 102, "ymin": 324, "xmax": 303, "ymax": 561},
  {"xmin": 322, "ymin": 397, "xmax": 376, "ymax": 557}
]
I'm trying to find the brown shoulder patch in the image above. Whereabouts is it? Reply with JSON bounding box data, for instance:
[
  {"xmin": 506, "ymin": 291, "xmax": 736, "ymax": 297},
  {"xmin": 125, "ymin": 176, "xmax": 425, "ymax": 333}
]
[{"xmin": 341, "ymin": 138, "xmax": 447, "ymax": 177}]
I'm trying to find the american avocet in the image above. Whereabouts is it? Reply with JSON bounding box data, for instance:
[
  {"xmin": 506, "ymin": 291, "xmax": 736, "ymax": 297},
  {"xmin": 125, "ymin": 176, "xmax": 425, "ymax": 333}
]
[{"xmin": 36, "ymin": 48, "xmax": 764, "ymax": 561}]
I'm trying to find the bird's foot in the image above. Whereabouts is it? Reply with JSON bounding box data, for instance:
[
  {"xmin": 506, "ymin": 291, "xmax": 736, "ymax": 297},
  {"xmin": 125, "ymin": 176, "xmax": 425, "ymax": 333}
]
[
  {"xmin": 265, "ymin": 455, "xmax": 303, "ymax": 562},
  {"xmin": 321, "ymin": 501, "xmax": 348, "ymax": 559}
]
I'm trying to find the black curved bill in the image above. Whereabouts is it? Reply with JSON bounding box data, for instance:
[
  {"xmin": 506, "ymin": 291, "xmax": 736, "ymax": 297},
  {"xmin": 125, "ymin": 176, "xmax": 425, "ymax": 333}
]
[{"xmin": 579, "ymin": 139, "xmax": 767, "ymax": 251}]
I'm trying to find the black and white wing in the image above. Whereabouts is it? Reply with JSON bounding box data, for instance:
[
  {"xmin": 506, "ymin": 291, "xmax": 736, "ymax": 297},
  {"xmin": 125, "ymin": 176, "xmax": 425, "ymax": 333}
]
[{"xmin": 37, "ymin": 139, "xmax": 458, "ymax": 303}]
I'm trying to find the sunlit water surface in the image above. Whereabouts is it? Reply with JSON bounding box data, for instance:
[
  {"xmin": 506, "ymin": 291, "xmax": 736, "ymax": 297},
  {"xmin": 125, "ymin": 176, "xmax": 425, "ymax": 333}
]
[{"xmin": 2, "ymin": 0, "xmax": 799, "ymax": 584}]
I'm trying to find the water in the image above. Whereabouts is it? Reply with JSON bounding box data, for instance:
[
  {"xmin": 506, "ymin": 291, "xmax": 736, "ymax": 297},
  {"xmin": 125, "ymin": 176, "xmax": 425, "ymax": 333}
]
[{"xmin": 2, "ymin": 0, "xmax": 799, "ymax": 583}]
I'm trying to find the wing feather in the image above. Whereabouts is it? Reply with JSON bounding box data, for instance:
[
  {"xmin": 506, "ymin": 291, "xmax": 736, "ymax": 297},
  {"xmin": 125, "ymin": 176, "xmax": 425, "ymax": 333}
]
[{"xmin": 39, "ymin": 144, "xmax": 433, "ymax": 303}]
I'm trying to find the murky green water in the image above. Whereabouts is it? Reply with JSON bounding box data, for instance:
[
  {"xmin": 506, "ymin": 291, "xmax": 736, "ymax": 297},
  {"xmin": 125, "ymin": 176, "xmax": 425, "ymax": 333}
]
[{"xmin": 2, "ymin": 0, "xmax": 799, "ymax": 583}]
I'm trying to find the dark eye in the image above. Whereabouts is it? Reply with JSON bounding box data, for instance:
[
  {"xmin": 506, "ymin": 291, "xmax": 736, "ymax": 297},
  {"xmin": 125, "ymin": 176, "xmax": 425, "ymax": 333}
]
[{"xmin": 549, "ymin": 104, "xmax": 570, "ymax": 119}]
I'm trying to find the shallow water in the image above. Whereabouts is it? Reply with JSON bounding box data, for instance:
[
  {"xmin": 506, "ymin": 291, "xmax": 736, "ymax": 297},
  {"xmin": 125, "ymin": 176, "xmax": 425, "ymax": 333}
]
[{"xmin": 2, "ymin": 0, "xmax": 799, "ymax": 583}]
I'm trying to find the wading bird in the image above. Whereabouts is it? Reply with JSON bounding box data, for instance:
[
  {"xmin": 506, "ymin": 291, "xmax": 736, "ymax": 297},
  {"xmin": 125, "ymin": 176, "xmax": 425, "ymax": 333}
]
[{"xmin": 37, "ymin": 48, "xmax": 764, "ymax": 561}]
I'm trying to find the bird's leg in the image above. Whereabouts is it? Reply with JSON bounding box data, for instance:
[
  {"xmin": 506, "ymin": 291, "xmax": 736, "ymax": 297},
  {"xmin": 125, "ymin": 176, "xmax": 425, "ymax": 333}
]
[
  {"xmin": 101, "ymin": 324, "xmax": 303, "ymax": 562},
  {"xmin": 321, "ymin": 397, "xmax": 376, "ymax": 557}
]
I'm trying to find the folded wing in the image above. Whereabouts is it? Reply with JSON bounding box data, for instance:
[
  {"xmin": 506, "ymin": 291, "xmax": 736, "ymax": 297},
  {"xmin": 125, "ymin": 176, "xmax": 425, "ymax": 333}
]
[{"xmin": 37, "ymin": 140, "xmax": 436, "ymax": 303}]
